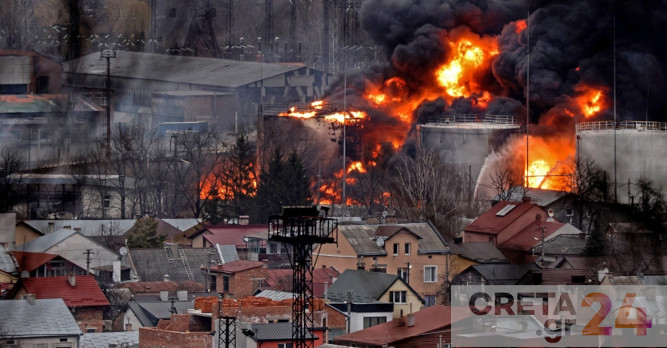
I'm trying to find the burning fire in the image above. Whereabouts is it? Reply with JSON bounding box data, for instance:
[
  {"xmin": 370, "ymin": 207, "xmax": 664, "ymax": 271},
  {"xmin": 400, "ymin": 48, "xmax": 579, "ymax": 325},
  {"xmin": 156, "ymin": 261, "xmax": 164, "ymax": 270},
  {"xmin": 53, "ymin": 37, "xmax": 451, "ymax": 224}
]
[
  {"xmin": 200, "ymin": 167, "xmax": 257, "ymax": 200},
  {"xmin": 278, "ymin": 101, "xmax": 368, "ymax": 125},
  {"xmin": 514, "ymin": 19, "xmax": 527, "ymax": 34},
  {"xmin": 518, "ymin": 136, "xmax": 574, "ymax": 191},
  {"xmin": 436, "ymin": 32, "xmax": 499, "ymax": 99},
  {"xmin": 574, "ymin": 84, "xmax": 607, "ymax": 118}
]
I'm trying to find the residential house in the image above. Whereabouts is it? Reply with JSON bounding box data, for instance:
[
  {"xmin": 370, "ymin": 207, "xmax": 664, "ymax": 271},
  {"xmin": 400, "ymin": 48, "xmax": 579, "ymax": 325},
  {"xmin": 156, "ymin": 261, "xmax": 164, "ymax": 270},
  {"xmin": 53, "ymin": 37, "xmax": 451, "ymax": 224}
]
[
  {"xmin": 188, "ymin": 223, "xmax": 267, "ymax": 259},
  {"xmin": 265, "ymin": 266, "xmax": 340, "ymax": 298},
  {"xmin": 14, "ymin": 227, "xmax": 120, "ymax": 276},
  {"xmin": 462, "ymin": 199, "xmax": 553, "ymax": 246},
  {"xmin": 17, "ymin": 219, "xmax": 137, "ymax": 250},
  {"xmin": 447, "ymin": 241, "xmax": 508, "ymax": 279},
  {"xmin": 332, "ymin": 305, "xmax": 454, "ymax": 348},
  {"xmin": 12, "ymin": 251, "xmax": 88, "ymax": 277},
  {"xmin": 327, "ymin": 269, "xmax": 423, "ymax": 318},
  {"xmin": 0, "ymin": 297, "xmax": 82, "ymax": 348},
  {"xmin": 10, "ymin": 275, "xmax": 110, "ymax": 333},
  {"xmin": 239, "ymin": 322, "xmax": 325, "ymax": 348},
  {"xmin": 210, "ymin": 260, "xmax": 267, "ymax": 298},
  {"xmin": 326, "ymin": 302, "xmax": 394, "ymax": 340},
  {"xmin": 451, "ymin": 264, "xmax": 534, "ymax": 286},
  {"xmin": 315, "ymin": 222, "xmax": 448, "ymax": 305},
  {"xmin": 498, "ymin": 220, "xmax": 582, "ymax": 264}
]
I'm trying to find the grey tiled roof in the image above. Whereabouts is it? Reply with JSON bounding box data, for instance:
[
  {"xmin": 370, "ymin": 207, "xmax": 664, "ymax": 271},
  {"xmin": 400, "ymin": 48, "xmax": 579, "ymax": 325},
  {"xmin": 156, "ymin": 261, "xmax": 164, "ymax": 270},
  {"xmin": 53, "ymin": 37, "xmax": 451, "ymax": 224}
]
[
  {"xmin": 128, "ymin": 301, "xmax": 194, "ymax": 327},
  {"xmin": 340, "ymin": 223, "xmax": 448, "ymax": 257},
  {"xmin": 471, "ymin": 264, "xmax": 533, "ymax": 285},
  {"xmin": 0, "ymin": 298, "xmax": 82, "ymax": 338},
  {"xmin": 129, "ymin": 248, "xmax": 214, "ymax": 283},
  {"xmin": 18, "ymin": 228, "xmax": 77, "ymax": 252},
  {"xmin": 327, "ymin": 269, "xmax": 400, "ymax": 303},
  {"xmin": 216, "ymin": 244, "xmax": 240, "ymax": 264},
  {"xmin": 82, "ymin": 331, "xmax": 139, "ymax": 348},
  {"xmin": 449, "ymin": 242, "xmax": 508, "ymax": 263},
  {"xmin": 252, "ymin": 322, "xmax": 317, "ymax": 341}
]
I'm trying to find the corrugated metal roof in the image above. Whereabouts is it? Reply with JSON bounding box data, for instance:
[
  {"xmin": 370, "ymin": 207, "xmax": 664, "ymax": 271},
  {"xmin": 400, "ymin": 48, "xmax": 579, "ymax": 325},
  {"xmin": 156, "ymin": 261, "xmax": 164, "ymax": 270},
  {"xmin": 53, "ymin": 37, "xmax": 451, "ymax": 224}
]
[
  {"xmin": 63, "ymin": 50, "xmax": 305, "ymax": 88},
  {"xmin": 129, "ymin": 248, "xmax": 213, "ymax": 283},
  {"xmin": 24, "ymin": 219, "xmax": 137, "ymax": 237},
  {"xmin": 82, "ymin": 331, "xmax": 139, "ymax": 348},
  {"xmin": 255, "ymin": 289, "xmax": 294, "ymax": 301},
  {"xmin": 215, "ymin": 244, "xmax": 239, "ymax": 264},
  {"xmin": 0, "ymin": 298, "xmax": 82, "ymax": 338}
]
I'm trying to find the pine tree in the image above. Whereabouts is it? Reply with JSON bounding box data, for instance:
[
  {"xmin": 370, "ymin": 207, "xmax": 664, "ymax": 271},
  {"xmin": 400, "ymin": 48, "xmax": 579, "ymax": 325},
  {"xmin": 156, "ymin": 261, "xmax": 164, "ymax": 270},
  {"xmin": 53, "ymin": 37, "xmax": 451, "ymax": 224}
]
[{"xmin": 126, "ymin": 216, "xmax": 166, "ymax": 248}]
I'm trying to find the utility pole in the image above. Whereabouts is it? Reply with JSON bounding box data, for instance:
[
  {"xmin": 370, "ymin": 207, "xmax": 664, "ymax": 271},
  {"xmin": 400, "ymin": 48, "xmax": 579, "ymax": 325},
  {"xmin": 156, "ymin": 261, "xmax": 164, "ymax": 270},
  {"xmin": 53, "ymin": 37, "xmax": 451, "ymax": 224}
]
[{"xmin": 84, "ymin": 249, "xmax": 93, "ymax": 274}]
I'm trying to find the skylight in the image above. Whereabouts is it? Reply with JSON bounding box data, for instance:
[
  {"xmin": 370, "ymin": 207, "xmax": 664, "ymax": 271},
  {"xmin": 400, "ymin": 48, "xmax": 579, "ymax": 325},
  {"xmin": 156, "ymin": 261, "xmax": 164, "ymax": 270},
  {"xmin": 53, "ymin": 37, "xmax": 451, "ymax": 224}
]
[{"xmin": 496, "ymin": 204, "xmax": 517, "ymax": 216}]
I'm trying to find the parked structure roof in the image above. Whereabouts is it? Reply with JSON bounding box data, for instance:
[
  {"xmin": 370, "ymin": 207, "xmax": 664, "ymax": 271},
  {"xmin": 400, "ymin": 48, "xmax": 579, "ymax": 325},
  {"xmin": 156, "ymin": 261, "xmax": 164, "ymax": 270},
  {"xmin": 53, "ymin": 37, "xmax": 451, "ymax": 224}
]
[
  {"xmin": 333, "ymin": 305, "xmax": 452, "ymax": 346},
  {"xmin": 339, "ymin": 222, "xmax": 448, "ymax": 257},
  {"xmin": 0, "ymin": 298, "xmax": 81, "ymax": 338},
  {"xmin": 21, "ymin": 275, "xmax": 110, "ymax": 307},
  {"xmin": 63, "ymin": 50, "xmax": 305, "ymax": 89}
]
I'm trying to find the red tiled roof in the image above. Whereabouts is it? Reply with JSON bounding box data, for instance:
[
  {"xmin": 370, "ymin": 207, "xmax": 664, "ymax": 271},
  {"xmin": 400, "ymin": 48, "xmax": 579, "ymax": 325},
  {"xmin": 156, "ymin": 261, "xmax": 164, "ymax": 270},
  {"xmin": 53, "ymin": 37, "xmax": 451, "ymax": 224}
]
[
  {"xmin": 118, "ymin": 280, "xmax": 206, "ymax": 294},
  {"xmin": 498, "ymin": 220, "xmax": 563, "ymax": 251},
  {"xmin": 464, "ymin": 201, "xmax": 544, "ymax": 235},
  {"xmin": 210, "ymin": 260, "xmax": 265, "ymax": 274},
  {"xmin": 11, "ymin": 251, "xmax": 58, "ymax": 272},
  {"xmin": 198, "ymin": 224, "xmax": 268, "ymax": 248},
  {"xmin": 22, "ymin": 275, "xmax": 110, "ymax": 307},
  {"xmin": 334, "ymin": 305, "xmax": 453, "ymax": 346}
]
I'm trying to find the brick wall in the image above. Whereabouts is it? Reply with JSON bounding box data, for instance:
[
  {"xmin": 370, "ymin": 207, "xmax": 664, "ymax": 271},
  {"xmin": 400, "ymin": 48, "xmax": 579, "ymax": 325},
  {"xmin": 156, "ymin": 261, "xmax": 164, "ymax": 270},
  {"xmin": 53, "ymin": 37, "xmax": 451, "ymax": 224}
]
[
  {"xmin": 215, "ymin": 265, "xmax": 267, "ymax": 298},
  {"xmin": 139, "ymin": 327, "xmax": 212, "ymax": 348},
  {"xmin": 76, "ymin": 307, "xmax": 105, "ymax": 333},
  {"xmin": 326, "ymin": 306, "xmax": 347, "ymax": 330}
]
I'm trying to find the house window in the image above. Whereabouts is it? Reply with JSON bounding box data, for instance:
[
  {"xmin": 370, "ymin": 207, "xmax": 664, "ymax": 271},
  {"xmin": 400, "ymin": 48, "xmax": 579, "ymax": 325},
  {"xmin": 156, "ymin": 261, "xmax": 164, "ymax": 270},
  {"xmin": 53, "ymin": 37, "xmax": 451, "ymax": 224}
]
[
  {"xmin": 278, "ymin": 344, "xmax": 293, "ymax": 348},
  {"xmin": 363, "ymin": 316, "xmax": 387, "ymax": 328},
  {"xmin": 404, "ymin": 243, "xmax": 411, "ymax": 255},
  {"xmin": 210, "ymin": 275, "xmax": 217, "ymax": 291},
  {"xmin": 393, "ymin": 243, "xmax": 399, "ymax": 255},
  {"xmin": 389, "ymin": 290, "xmax": 407, "ymax": 304},
  {"xmin": 424, "ymin": 295, "xmax": 437, "ymax": 307},
  {"xmin": 269, "ymin": 242, "xmax": 278, "ymax": 254},
  {"xmin": 223, "ymin": 276, "xmax": 230, "ymax": 292},
  {"xmin": 103, "ymin": 194, "xmax": 111, "ymax": 208},
  {"xmin": 424, "ymin": 266, "xmax": 437, "ymax": 283},
  {"xmin": 397, "ymin": 267, "xmax": 409, "ymax": 283}
]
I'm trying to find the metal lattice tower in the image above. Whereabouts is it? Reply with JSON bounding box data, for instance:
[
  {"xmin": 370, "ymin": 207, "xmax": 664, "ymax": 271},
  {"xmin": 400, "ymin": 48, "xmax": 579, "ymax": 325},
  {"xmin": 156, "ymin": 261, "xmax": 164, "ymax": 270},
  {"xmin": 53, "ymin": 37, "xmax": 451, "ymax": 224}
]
[
  {"xmin": 184, "ymin": 0, "xmax": 220, "ymax": 57},
  {"xmin": 268, "ymin": 206, "xmax": 338, "ymax": 348},
  {"xmin": 218, "ymin": 315, "xmax": 236, "ymax": 348},
  {"xmin": 222, "ymin": 0, "xmax": 234, "ymax": 58}
]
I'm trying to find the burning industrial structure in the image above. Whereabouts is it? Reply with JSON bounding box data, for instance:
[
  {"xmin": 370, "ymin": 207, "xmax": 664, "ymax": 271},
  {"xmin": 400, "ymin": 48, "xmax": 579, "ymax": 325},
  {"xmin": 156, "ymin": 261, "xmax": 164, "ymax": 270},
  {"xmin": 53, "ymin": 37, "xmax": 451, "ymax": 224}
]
[{"xmin": 269, "ymin": 0, "xmax": 667, "ymax": 205}]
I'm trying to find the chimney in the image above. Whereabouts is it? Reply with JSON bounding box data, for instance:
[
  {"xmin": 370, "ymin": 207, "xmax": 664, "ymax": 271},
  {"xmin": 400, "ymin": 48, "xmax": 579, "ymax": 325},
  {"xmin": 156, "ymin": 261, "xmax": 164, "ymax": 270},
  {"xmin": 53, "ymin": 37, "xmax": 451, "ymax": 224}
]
[
  {"xmin": 239, "ymin": 215, "xmax": 250, "ymax": 225},
  {"xmin": 125, "ymin": 323, "xmax": 132, "ymax": 331},
  {"xmin": 160, "ymin": 290, "xmax": 169, "ymax": 301},
  {"xmin": 177, "ymin": 290, "xmax": 188, "ymax": 301},
  {"xmin": 406, "ymin": 314, "xmax": 415, "ymax": 327},
  {"xmin": 24, "ymin": 293, "xmax": 36, "ymax": 304},
  {"xmin": 67, "ymin": 274, "xmax": 76, "ymax": 287},
  {"xmin": 112, "ymin": 260, "xmax": 121, "ymax": 283},
  {"xmin": 163, "ymin": 274, "xmax": 170, "ymax": 282},
  {"xmin": 47, "ymin": 222, "xmax": 55, "ymax": 233}
]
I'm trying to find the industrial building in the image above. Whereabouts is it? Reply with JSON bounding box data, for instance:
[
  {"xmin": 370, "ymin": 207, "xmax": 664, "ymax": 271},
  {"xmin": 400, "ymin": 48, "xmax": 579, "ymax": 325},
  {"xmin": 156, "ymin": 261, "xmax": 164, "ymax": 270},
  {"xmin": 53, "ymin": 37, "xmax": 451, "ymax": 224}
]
[{"xmin": 577, "ymin": 120, "xmax": 667, "ymax": 204}]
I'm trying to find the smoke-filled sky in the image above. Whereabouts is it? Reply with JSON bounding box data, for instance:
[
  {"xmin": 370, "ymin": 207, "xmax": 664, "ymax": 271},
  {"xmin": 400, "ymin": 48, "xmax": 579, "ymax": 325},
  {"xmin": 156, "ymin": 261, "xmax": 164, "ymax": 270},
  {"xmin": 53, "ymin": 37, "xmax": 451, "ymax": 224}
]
[{"xmin": 357, "ymin": 0, "xmax": 667, "ymax": 127}]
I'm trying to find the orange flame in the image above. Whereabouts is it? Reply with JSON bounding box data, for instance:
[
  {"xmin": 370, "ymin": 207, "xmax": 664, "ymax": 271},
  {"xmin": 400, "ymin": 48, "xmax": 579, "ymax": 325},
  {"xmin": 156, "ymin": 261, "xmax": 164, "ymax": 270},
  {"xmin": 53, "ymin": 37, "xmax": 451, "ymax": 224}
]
[
  {"xmin": 517, "ymin": 136, "xmax": 573, "ymax": 191},
  {"xmin": 574, "ymin": 85, "xmax": 606, "ymax": 118},
  {"xmin": 515, "ymin": 19, "xmax": 527, "ymax": 34},
  {"xmin": 436, "ymin": 33, "xmax": 499, "ymax": 99}
]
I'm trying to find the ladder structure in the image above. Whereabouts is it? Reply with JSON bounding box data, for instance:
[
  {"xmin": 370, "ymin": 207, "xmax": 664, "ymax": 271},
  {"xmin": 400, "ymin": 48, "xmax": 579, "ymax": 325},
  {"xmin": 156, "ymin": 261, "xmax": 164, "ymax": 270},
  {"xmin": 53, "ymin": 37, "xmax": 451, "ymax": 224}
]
[
  {"xmin": 178, "ymin": 247, "xmax": 195, "ymax": 281},
  {"xmin": 164, "ymin": 245, "xmax": 175, "ymax": 264}
]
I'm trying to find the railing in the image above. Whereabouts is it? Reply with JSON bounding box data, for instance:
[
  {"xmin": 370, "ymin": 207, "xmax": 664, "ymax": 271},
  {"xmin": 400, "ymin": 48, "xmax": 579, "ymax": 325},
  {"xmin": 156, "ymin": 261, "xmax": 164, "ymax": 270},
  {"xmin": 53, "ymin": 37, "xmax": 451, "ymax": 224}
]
[
  {"xmin": 577, "ymin": 120, "xmax": 667, "ymax": 132},
  {"xmin": 423, "ymin": 114, "xmax": 518, "ymax": 126}
]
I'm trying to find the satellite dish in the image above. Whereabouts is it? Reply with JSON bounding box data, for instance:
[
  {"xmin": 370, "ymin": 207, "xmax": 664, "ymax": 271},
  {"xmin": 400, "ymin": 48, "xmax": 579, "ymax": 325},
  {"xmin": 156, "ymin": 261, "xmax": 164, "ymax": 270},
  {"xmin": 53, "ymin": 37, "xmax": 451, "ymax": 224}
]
[
  {"xmin": 376, "ymin": 238, "xmax": 385, "ymax": 247},
  {"xmin": 119, "ymin": 247, "xmax": 128, "ymax": 256}
]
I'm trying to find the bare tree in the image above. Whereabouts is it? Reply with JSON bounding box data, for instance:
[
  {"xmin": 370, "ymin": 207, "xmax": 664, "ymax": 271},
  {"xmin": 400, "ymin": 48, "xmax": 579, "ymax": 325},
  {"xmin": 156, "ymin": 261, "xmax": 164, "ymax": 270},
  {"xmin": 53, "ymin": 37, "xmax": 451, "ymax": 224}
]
[
  {"xmin": 489, "ymin": 166, "xmax": 528, "ymax": 202},
  {"xmin": 388, "ymin": 149, "xmax": 463, "ymax": 239},
  {"xmin": 0, "ymin": 145, "xmax": 24, "ymax": 213}
]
